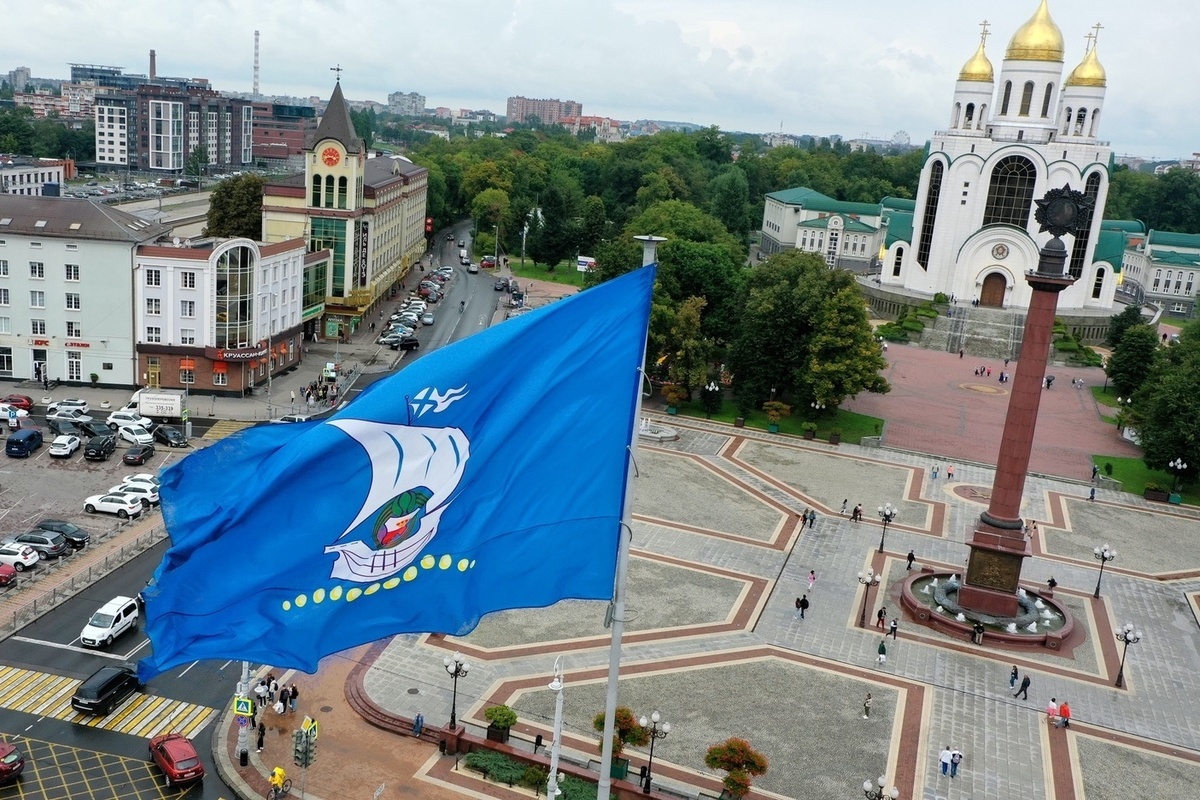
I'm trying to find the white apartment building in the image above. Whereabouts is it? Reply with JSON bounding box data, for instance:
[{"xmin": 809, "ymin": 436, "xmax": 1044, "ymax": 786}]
[
  {"xmin": 94, "ymin": 97, "xmax": 132, "ymax": 167},
  {"xmin": 0, "ymin": 196, "xmax": 168, "ymax": 387},
  {"xmin": 1, "ymin": 160, "xmax": 66, "ymax": 196}
]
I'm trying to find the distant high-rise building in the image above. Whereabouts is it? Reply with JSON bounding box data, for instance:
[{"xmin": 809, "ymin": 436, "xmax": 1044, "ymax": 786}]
[
  {"xmin": 505, "ymin": 96, "xmax": 582, "ymax": 126},
  {"xmin": 387, "ymin": 91, "xmax": 426, "ymax": 116},
  {"xmin": 7, "ymin": 67, "xmax": 31, "ymax": 92}
]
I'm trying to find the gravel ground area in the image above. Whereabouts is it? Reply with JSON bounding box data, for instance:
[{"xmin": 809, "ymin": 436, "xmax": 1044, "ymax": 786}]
[
  {"xmin": 1040, "ymin": 498, "xmax": 1199, "ymax": 574},
  {"xmin": 1075, "ymin": 735, "xmax": 1200, "ymax": 800}
]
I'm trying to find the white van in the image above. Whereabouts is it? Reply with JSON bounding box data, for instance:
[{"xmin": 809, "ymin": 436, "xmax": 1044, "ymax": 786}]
[
  {"xmin": 81, "ymin": 595, "xmax": 139, "ymax": 647},
  {"xmin": 459, "ymin": 248, "xmax": 469, "ymax": 264}
]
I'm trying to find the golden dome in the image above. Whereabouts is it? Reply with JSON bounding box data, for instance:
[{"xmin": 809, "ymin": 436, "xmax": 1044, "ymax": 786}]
[
  {"xmin": 958, "ymin": 41, "xmax": 994, "ymax": 82},
  {"xmin": 1065, "ymin": 47, "xmax": 1106, "ymax": 87},
  {"xmin": 1005, "ymin": 0, "xmax": 1065, "ymax": 62}
]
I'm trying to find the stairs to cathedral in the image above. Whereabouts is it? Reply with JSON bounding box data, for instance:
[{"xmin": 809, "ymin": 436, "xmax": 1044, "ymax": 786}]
[{"xmin": 922, "ymin": 306, "xmax": 1025, "ymax": 360}]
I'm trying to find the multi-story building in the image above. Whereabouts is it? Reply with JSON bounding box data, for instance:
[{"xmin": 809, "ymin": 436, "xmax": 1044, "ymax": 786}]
[
  {"xmin": 505, "ymin": 96, "xmax": 582, "ymax": 126},
  {"xmin": 13, "ymin": 83, "xmax": 96, "ymax": 119},
  {"xmin": 1, "ymin": 158, "xmax": 68, "ymax": 196},
  {"xmin": 133, "ymin": 237, "xmax": 316, "ymax": 395},
  {"xmin": 387, "ymin": 91, "xmax": 426, "ymax": 116},
  {"xmin": 559, "ymin": 115, "xmax": 623, "ymax": 143},
  {"xmin": 760, "ymin": 188, "xmax": 915, "ymax": 272},
  {"xmin": 0, "ymin": 196, "xmax": 168, "ymax": 387},
  {"xmin": 261, "ymin": 83, "xmax": 428, "ymax": 342},
  {"xmin": 93, "ymin": 95, "xmax": 135, "ymax": 169},
  {"xmin": 250, "ymin": 102, "xmax": 318, "ymax": 168},
  {"xmin": 1120, "ymin": 230, "xmax": 1200, "ymax": 319}
]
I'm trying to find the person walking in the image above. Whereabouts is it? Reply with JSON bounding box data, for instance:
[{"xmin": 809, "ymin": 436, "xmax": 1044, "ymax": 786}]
[
  {"xmin": 794, "ymin": 596, "xmax": 803, "ymax": 620},
  {"xmin": 1055, "ymin": 700, "xmax": 1071, "ymax": 728},
  {"xmin": 931, "ymin": 464, "xmax": 939, "ymax": 479},
  {"xmin": 840, "ymin": 499, "xmax": 848, "ymax": 516},
  {"xmin": 278, "ymin": 685, "xmax": 291, "ymax": 714},
  {"xmin": 807, "ymin": 509, "xmax": 816, "ymax": 529},
  {"xmin": 863, "ymin": 693, "xmax": 872, "ymax": 719},
  {"xmin": 888, "ymin": 617, "xmax": 899, "ymax": 640},
  {"xmin": 256, "ymin": 721, "xmax": 266, "ymax": 753},
  {"xmin": 290, "ymin": 390, "xmax": 296, "ymax": 405},
  {"xmin": 876, "ymin": 607, "xmax": 888, "ymax": 630},
  {"xmin": 906, "ymin": 549, "xmax": 916, "ymax": 570},
  {"xmin": 1045, "ymin": 697, "xmax": 1059, "ymax": 726},
  {"xmin": 1014, "ymin": 673, "xmax": 1031, "ymax": 700},
  {"xmin": 950, "ymin": 748, "xmax": 963, "ymax": 778},
  {"xmin": 1009, "ymin": 665, "xmax": 1019, "ymax": 689},
  {"xmin": 875, "ymin": 639, "xmax": 888, "ymax": 667},
  {"xmin": 946, "ymin": 464, "xmax": 955, "ymax": 481},
  {"xmin": 939, "ymin": 746, "xmax": 953, "ymax": 776},
  {"xmin": 268, "ymin": 676, "xmax": 278, "ymax": 705},
  {"xmin": 798, "ymin": 595, "xmax": 809, "ymax": 619},
  {"xmin": 1088, "ymin": 486, "xmax": 1096, "ymax": 501},
  {"xmin": 1091, "ymin": 464, "xmax": 1099, "ymax": 482},
  {"xmin": 972, "ymin": 622, "xmax": 985, "ymax": 645},
  {"xmin": 288, "ymin": 684, "xmax": 299, "ymax": 713},
  {"xmin": 808, "ymin": 570, "xmax": 817, "ymax": 591},
  {"xmin": 852, "ymin": 504, "xmax": 863, "ymax": 522}
]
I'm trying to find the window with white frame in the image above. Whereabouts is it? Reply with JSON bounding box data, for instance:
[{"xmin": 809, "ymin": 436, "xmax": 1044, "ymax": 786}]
[
  {"xmin": 64, "ymin": 264, "xmax": 80, "ymax": 281},
  {"xmin": 29, "ymin": 261, "xmax": 44, "ymax": 279},
  {"xmin": 0, "ymin": 288, "xmax": 7, "ymax": 306},
  {"xmin": 181, "ymin": 271, "xmax": 196, "ymax": 288},
  {"xmin": 0, "ymin": 260, "xmax": 7, "ymax": 277},
  {"xmin": 1171, "ymin": 302, "xmax": 1187, "ymax": 313},
  {"xmin": 66, "ymin": 321, "xmax": 81, "ymax": 338},
  {"xmin": 146, "ymin": 326, "xmax": 162, "ymax": 343},
  {"xmin": 65, "ymin": 292, "xmax": 80, "ymax": 310},
  {"xmin": 67, "ymin": 351, "xmax": 81, "ymax": 381},
  {"xmin": 0, "ymin": 346, "xmax": 10, "ymax": 377},
  {"xmin": 180, "ymin": 328, "xmax": 196, "ymax": 345},
  {"xmin": 0, "ymin": 317, "xmax": 9, "ymax": 334},
  {"xmin": 30, "ymin": 319, "xmax": 46, "ymax": 335},
  {"xmin": 213, "ymin": 371, "xmax": 228, "ymax": 386},
  {"xmin": 180, "ymin": 368, "xmax": 195, "ymax": 384},
  {"xmin": 29, "ymin": 290, "xmax": 44, "ymax": 308},
  {"xmin": 1152, "ymin": 269, "xmax": 1162, "ymax": 291},
  {"xmin": 146, "ymin": 269, "xmax": 161, "ymax": 287},
  {"xmin": 180, "ymin": 300, "xmax": 195, "ymax": 317},
  {"xmin": 146, "ymin": 297, "xmax": 161, "ymax": 315}
]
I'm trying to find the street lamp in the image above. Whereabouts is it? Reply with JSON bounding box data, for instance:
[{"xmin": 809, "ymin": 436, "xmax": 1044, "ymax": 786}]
[
  {"xmin": 857, "ymin": 569, "xmax": 881, "ymax": 628},
  {"xmin": 1114, "ymin": 623, "xmax": 1142, "ymax": 688},
  {"xmin": 811, "ymin": 400, "xmax": 826, "ymax": 414},
  {"xmin": 862, "ymin": 775, "xmax": 900, "ymax": 799},
  {"xmin": 877, "ymin": 503, "xmax": 897, "ymax": 554},
  {"xmin": 1114, "ymin": 396, "xmax": 1132, "ymax": 431},
  {"xmin": 443, "ymin": 652, "xmax": 469, "ymax": 730},
  {"xmin": 1168, "ymin": 457, "xmax": 1188, "ymax": 494},
  {"xmin": 493, "ymin": 224, "xmax": 499, "ymax": 269},
  {"xmin": 1092, "ymin": 544, "xmax": 1116, "ymax": 599},
  {"xmin": 638, "ymin": 711, "xmax": 671, "ymax": 794}
]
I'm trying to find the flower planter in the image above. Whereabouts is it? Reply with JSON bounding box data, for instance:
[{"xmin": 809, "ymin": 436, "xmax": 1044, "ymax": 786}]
[
  {"xmin": 767, "ymin": 423, "xmax": 779, "ymax": 433},
  {"xmin": 828, "ymin": 433, "xmax": 842, "ymax": 445},
  {"xmin": 802, "ymin": 430, "xmax": 815, "ymax": 440},
  {"xmin": 666, "ymin": 406, "xmax": 677, "ymax": 415},
  {"xmin": 610, "ymin": 757, "xmax": 630, "ymax": 780},
  {"xmin": 1144, "ymin": 489, "xmax": 1169, "ymax": 502},
  {"xmin": 486, "ymin": 724, "xmax": 510, "ymax": 743},
  {"xmin": 734, "ymin": 417, "xmax": 745, "ymax": 428}
]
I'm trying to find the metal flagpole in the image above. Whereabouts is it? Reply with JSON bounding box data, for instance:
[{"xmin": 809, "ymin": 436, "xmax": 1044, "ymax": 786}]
[
  {"xmin": 235, "ymin": 660, "xmax": 251, "ymax": 766},
  {"xmin": 546, "ymin": 656, "xmax": 565, "ymax": 800}
]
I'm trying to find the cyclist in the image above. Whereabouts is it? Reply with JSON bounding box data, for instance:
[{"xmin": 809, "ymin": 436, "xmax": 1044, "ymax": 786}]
[
  {"xmin": 269, "ymin": 766, "xmax": 287, "ymax": 797},
  {"xmin": 459, "ymin": 300, "xmax": 465, "ymax": 313}
]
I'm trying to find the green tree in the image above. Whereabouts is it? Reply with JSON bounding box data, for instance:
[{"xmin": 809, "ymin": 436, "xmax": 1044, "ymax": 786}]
[
  {"xmin": 579, "ymin": 195, "xmax": 608, "ymax": 253},
  {"xmin": 710, "ymin": 166, "xmax": 749, "ymax": 238},
  {"xmin": 350, "ymin": 107, "xmax": 376, "ymax": 149},
  {"xmin": 1132, "ymin": 321, "xmax": 1200, "ymax": 483},
  {"xmin": 804, "ymin": 286, "xmax": 891, "ymax": 406},
  {"xmin": 471, "ymin": 187, "xmax": 510, "ymax": 230},
  {"xmin": 655, "ymin": 239, "xmax": 744, "ymax": 341},
  {"xmin": 527, "ymin": 171, "xmax": 584, "ymax": 268},
  {"xmin": 1105, "ymin": 324, "xmax": 1159, "ymax": 396},
  {"xmin": 664, "ymin": 296, "xmax": 714, "ymax": 397},
  {"xmin": 185, "ymin": 145, "xmax": 209, "ymax": 181},
  {"xmin": 1105, "ymin": 305, "xmax": 1145, "ymax": 347},
  {"xmin": 625, "ymin": 200, "xmax": 743, "ymax": 263},
  {"xmin": 205, "ymin": 174, "xmax": 266, "ymax": 239}
]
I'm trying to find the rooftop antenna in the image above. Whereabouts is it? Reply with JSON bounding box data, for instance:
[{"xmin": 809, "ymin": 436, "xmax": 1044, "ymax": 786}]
[{"xmin": 253, "ymin": 30, "xmax": 260, "ymax": 97}]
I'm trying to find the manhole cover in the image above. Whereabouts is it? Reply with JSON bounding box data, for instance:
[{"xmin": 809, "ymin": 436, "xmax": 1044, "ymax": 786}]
[
  {"xmin": 320, "ymin": 705, "xmax": 333, "ymax": 713},
  {"xmin": 408, "ymin": 688, "xmax": 420, "ymax": 695}
]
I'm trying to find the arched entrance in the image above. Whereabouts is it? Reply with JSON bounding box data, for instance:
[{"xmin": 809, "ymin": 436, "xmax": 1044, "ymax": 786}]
[{"xmin": 980, "ymin": 272, "xmax": 1007, "ymax": 307}]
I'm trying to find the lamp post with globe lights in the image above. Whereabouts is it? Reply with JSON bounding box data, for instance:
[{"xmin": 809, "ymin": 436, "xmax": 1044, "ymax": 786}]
[
  {"xmin": 1114, "ymin": 623, "xmax": 1142, "ymax": 688},
  {"xmin": 1168, "ymin": 457, "xmax": 1188, "ymax": 494},
  {"xmin": 862, "ymin": 775, "xmax": 900, "ymax": 799},
  {"xmin": 857, "ymin": 569, "xmax": 881, "ymax": 628},
  {"xmin": 1092, "ymin": 545, "xmax": 1116, "ymax": 599},
  {"xmin": 638, "ymin": 711, "xmax": 671, "ymax": 794},
  {"xmin": 877, "ymin": 503, "xmax": 897, "ymax": 554},
  {"xmin": 443, "ymin": 652, "xmax": 469, "ymax": 730}
]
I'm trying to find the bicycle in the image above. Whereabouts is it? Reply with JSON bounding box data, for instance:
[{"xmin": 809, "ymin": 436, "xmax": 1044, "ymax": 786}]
[
  {"xmin": 459, "ymin": 300, "xmax": 465, "ymax": 314},
  {"xmin": 266, "ymin": 778, "xmax": 292, "ymax": 799}
]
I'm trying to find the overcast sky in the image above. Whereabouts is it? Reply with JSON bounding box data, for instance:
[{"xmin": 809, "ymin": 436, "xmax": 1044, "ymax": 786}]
[{"xmin": 8, "ymin": 1, "xmax": 1195, "ymax": 160}]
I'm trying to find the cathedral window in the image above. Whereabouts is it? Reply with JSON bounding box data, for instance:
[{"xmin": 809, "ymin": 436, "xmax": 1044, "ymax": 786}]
[
  {"xmin": 1187, "ymin": 273, "xmax": 1195, "ymax": 294},
  {"xmin": 1062, "ymin": 108, "xmax": 1072, "ymax": 135},
  {"xmin": 964, "ymin": 103, "xmax": 975, "ymax": 128},
  {"xmin": 977, "ymin": 105, "xmax": 987, "ymax": 128},
  {"xmin": 311, "ymin": 173, "xmax": 321, "ymax": 207},
  {"xmin": 893, "ymin": 247, "xmax": 904, "ymax": 277},
  {"xmin": 1074, "ymin": 108, "xmax": 1088, "ymax": 136},
  {"xmin": 1069, "ymin": 172, "xmax": 1102, "ymax": 278},
  {"xmin": 324, "ymin": 175, "xmax": 335, "ymax": 208},
  {"xmin": 338, "ymin": 177, "xmax": 348, "ymax": 209},
  {"xmin": 1041, "ymin": 84, "xmax": 1054, "ymax": 118},
  {"xmin": 1092, "ymin": 268, "xmax": 1105, "ymax": 299},
  {"xmin": 916, "ymin": 161, "xmax": 945, "ymax": 271},
  {"xmin": 1000, "ymin": 82, "xmax": 1012, "ymax": 115},
  {"xmin": 982, "ymin": 156, "xmax": 1036, "ymax": 228},
  {"xmin": 1088, "ymin": 108, "xmax": 1101, "ymax": 137},
  {"xmin": 952, "ymin": 103, "xmax": 961, "ymax": 128},
  {"xmin": 1019, "ymin": 82, "xmax": 1034, "ymax": 116}
]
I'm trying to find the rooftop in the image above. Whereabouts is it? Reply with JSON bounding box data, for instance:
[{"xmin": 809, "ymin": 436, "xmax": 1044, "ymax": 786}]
[{"xmin": 0, "ymin": 196, "xmax": 168, "ymax": 242}]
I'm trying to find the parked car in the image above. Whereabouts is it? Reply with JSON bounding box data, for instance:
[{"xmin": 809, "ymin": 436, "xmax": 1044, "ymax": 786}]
[
  {"xmin": 494, "ymin": 278, "xmax": 509, "ymax": 291},
  {"xmin": 83, "ymin": 493, "xmax": 143, "ymax": 519},
  {"xmin": 0, "ymin": 739, "xmax": 24, "ymax": 784},
  {"xmin": 47, "ymin": 408, "xmax": 93, "ymax": 424},
  {"xmin": 5, "ymin": 429, "xmax": 43, "ymax": 457},
  {"xmin": 481, "ymin": 255, "xmax": 497, "ymax": 268},
  {"xmin": 46, "ymin": 398, "xmax": 89, "ymax": 414},
  {"xmin": 46, "ymin": 419, "xmax": 81, "ymax": 437},
  {"xmin": 75, "ymin": 420, "xmax": 112, "ymax": 438},
  {"xmin": 420, "ymin": 312, "xmax": 435, "ymax": 326},
  {"xmin": 390, "ymin": 336, "xmax": 420, "ymax": 352},
  {"xmin": 152, "ymin": 424, "xmax": 188, "ymax": 448},
  {"xmin": 35, "ymin": 520, "xmax": 90, "ymax": 548},
  {"xmin": 458, "ymin": 238, "xmax": 465, "ymax": 247},
  {"xmin": 118, "ymin": 425, "xmax": 154, "ymax": 445},
  {"xmin": 85, "ymin": 434, "xmax": 118, "ymax": 461},
  {"xmin": 426, "ymin": 290, "xmax": 443, "ymax": 303},
  {"xmin": 0, "ymin": 404, "xmax": 29, "ymax": 418},
  {"xmin": 467, "ymin": 262, "xmax": 480, "ymax": 274},
  {"xmin": 11, "ymin": 531, "xmax": 70, "ymax": 559},
  {"xmin": 0, "ymin": 541, "xmax": 38, "ymax": 572},
  {"xmin": 123, "ymin": 444, "xmax": 155, "ymax": 466},
  {"xmin": 149, "ymin": 732, "xmax": 205, "ymax": 786},
  {"xmin": 270, "ymin": 414, "xmax": 312, "ymax": 424},
  {"xmin": 0, "ymin": 564, "xmax": 15, "ymax": 586},
  {"xmin": 49, "ymin": 434, "xmax": 82, "ymax": 458},
  {"xmin": 80, "ymin": 595, "xmax": 139, "ymax": 647},
  {"xmin": 0, "ymin": 394, "xmax": 33, "ymax": 411},
  {"xmin": 71, "ymin": 665, "xmax": 139, "ymax": 715},
  {"xmin": 107, "ymin": 410, "xmax": 150, "ymax": 430},
  {"xmin": 109, "ymin": 482, "xmax": 159, "ymax": 507},
  {"xmin": 123, "ymin": 473, "xmax": 160, "ymax": 487}
]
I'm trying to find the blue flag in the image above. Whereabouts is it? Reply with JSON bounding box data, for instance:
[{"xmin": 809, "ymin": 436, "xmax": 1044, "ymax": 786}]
[{"xmin": 138, "ymin": 265, "xmax": 655, "ymax": 680}]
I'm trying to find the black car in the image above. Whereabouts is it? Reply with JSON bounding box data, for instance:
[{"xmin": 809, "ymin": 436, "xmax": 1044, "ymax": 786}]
[
  {"xmin": 389, "ymin": 336, "xmax": 420, "ymax": 351},
  {"xmin": 494, "ymin": 278, "xmax": 509, "ymax": 291},
  {"xmin": 11, "ymin": 531, "xmax": 70, "ymax": 559},
  {"xmin": 71, "ymin": 665, "xmax": 139, "ymax": 715},
  {"xmin": 84, "ymin": 434, "xmax": 117, "ymax": 461},
  {"xmin": 153, "ymin": 424, "xmax": 188, "ymax": 448},
  {"xmin": 123, "ymin": 443, "xmax": 155, "ymax": 466},
  {"xmin": 76, "ymin": 420, "xmax": 111, "ymax": 438},
  {"xmin": 46, "ymin": 419, "xmax": 81, "ymax": 437},
  {"xmin": 35, "ymin": 520, "xmax": 90, "ymax": 549},
  {"xmin": 445, "ymin": 232, "xmax": 454, "ymax": 241}
]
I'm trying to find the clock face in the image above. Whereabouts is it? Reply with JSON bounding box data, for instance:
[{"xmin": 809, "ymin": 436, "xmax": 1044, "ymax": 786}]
[
  {"xmin": 991, "ymin": 243, "xmax": 1009, "ymax": 260},
  {"xmin": 321, "ymin": 147, "xmax": 341, "ymax": 167}
]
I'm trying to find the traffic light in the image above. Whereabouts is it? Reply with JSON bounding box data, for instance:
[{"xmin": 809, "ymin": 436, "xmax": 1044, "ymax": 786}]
[
  {"xmin": 292, "ymin": 729, "xmax": 307, "ymax": 767},
  {"xmin": 305, "ymin": 732, "xmax": 317, "ymax": 764}
]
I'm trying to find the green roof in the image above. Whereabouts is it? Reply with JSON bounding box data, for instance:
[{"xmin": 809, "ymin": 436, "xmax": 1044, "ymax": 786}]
[
  {"xmin": 1148, "ymin": 230, "xmax": 1200, "ymax": 249},
  {"xmin": 796, "ymin": 214, "xmax": 877, "ymax": 233},
  {"xmin": 766, "ymin": 186, "xmax": 881, "ymax": 217},
  {"xmin": 1149, "ymin": 249, "xmax": 1200, "ymax": 267},
  {"xmin": 1100, "ymin": 219, "xmax": 1146, "ymax": 234},
  {"xmin": 881, "ymin": 197, "xmax": 916, "ymax": 212},
  {"xmin": 1091, "ymin": 229, "xmax": 1127, "ymax": 269},
  {"xmin": 884, "ymin": 210, "xmax": 914, "ymax": 247}
]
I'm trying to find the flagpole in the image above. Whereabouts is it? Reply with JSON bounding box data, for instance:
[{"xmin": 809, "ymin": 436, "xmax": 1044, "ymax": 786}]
[{"xmin": 597, "ymin": 246, "xmax": 662, "ymax": 800}]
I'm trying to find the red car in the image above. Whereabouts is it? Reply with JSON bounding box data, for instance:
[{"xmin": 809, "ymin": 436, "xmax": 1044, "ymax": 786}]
[
  {"xmin": 0, "ymin": 395, "xmax": 33, "ymax": 411},
  {"xmin": 149, "ymin": 732, "xmax": 204, "ymax": 786},
  {"xmin": 0, "ymin": 740, "xmax": 24, "ymax": 784},
  {"xmin": 0, "ymin": 564, "xmax": 16, "ymax": 587}
]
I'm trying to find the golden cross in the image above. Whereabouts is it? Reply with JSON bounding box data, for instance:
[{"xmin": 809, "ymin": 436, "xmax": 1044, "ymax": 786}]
[
  {"xmin": 1084, "ymin": 31, "xmax": 1095, "ymax": 52},
  {"xmin": 1091, "ymin": 22, "xmax": 1104, "ymax": 49},
  {"xmin": 979, "ymin": 19, "xmax": 991, "ymax": 45},
  {"xmin": 331, "ymin": 64, "xmax": 344, "ymax": 82}
]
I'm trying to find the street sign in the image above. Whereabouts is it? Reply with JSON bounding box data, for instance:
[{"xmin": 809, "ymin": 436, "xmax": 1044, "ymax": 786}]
[
  {"xmin": 7, "ymin": 409, "xmax": 16, "ymax": 429},
  {"xmin": 233, "ymin": 696, "xmax": 254, "ymax": 717},
  {"xmin": 236, "ymin": 715, "xmax": 249, "ymax": 727},
  {"xmin": 374, "ymin": 783, "xmax": 386, "ymax": 800},
  {"xmin": 302, "ymin": 715, "xmax": 319, "ymax": 740}
]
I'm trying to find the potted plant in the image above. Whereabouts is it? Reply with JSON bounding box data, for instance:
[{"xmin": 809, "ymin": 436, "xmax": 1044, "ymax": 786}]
[
  {"xmin": 828, "ymin": 428, "xmax": 842, "ymax": 445},
  {"xmin": 801, "ymin": 421, "xmax": 817, "ymax": 440},
  {"xmin": 762, "ymin": 401, "xmax": 792, "ymax": 433},
  {"xmin": 1144, "ymin": 482, "xmax": 1170, "ymax": 502},
  {"xmin": 89, "ymin": 372, "xmax": 100, "ymax": 387},
  {"xmin": 484, "ymin": 704, "xmax": 518, "ymax": 743},
  {"xmin": 705, "ymin": 737, "xmax": 768, "ymax": 800},
  {"xmin": 593, "ymin": 706, "xmax": 648, "ymax": 780},
  {"xmin": 662, "ymin": 385, "xmax": 689, "ymax": 415}
]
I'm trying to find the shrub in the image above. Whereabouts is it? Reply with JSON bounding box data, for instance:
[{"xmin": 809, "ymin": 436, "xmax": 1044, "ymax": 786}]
[
  {"xmin": 705, "ymin": 738, "xmax": 769, "ymax": 800},
  {"xmin": 484, "ymin": 704, "xmax": 518, "ymax": 729},
  {"xmin": 1104, "ymin": 462, "xmax": 1114, "ymax": 476},
  {"xmin": 876, "ymin": 323, "xmax": 909, "ymax": 342},
  {"xmin": 1054, "ymin": 339, "xmax": 1079, "ymax": 352},
  {"xmin": 933, "ymin": 292, "xmax": 950, "ymax": 304},
  {"xmin": 464, "ymin": 750, "xmax": 522, "ymax": 781},
  {"xmin": 593, "ymin": 706, "xmax": 648, "ymax": 755},
  {"xmin": 762, "ymin": 400, "xmax": 792, "ymax": 423},
  {"xmin": 661, "ymin": 385, "xmax": 689, "ymax": 407},
  {"xmin": 1145, "ymin": 482, "xmax": 1167, "ymax": 493},
  {"xmin": 520, "ymin": 766, "xmax": 548, "ymax": 790},
  {"xmin": 914, "ymin": 306, "xmax": 939, "ymax": 319},
  {"xmin": 901, "ymin": 318, "xmax": 926, "ymax": 333}
]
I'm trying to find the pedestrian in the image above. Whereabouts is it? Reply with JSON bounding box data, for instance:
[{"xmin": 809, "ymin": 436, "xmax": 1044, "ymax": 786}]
[
  {"xmin": 1015, "ymin": 673, "xmax": 1031, "ymax": 700},
  {"xmin": 794, "ymin": 596, "xmax": 803, "ymax": 620},
  {"xmin": 852, "ymin": 504, "xmax": 863, "ymax": 522},
  {"xmin": 413, "ymin": 712, "xmax": 424, "ymax": 736},
  {"xmin": 882, "ymin": 341, "xmax": 888, "ymax": 352},
  {"xmin": 1004, "ymin": 358, "xmax": 1010, "ymax": 368},
  {"xmin": 973, "ymin": 621, "xmax": 985, "ymax": 644},
  {"xmin": 1009, "ymin": 665, "xmax": 1019, "ymax": 689},
  {"xmin": 290, "ymin": 389, "xmax": 296, "ymax": 405},
  {"xmin": 875, "ymin": 639, "xmax": 887, "ymax": 666},
  {"xmin": 876, "ymin": 607, "xmax": 888, "ymax": 629},
  {"xmin": 1088, "ymin": 486, "xmax": 1096, "ymax": 501},
  {"xmin": 279, "ymin": 685, "xmax": 291, "ymax": 713},
  {"xmin": 932, "ymin": 464, "xmax": 939, "ymax": 480},
  {"xmin": 840, "ymin": 499, "xmax": 848, "ymax": 516},
  {"xmin": 986, "ymin": 367, "xmax": 992, "ymax": 377},
  {"xmin": 289, "ymin": 684, "xmax": 299, "ymax": 713},
  {"xmin": 1091, "ymin": 464, "xmax": 1099, "ymax": 482},
  {"xmin": 889, "ymin": 617, "xmax": 899, "ymax": 640},
  {"xmin": 974, "ymin": 367, "xmax": 980, "ymax": 376},
  {"xmin": 268, "ymin": 675, "xmax": 278, "ymax": 704},
  {"xmin": 939, "ymin": 746, "xmax": 953, "ymax": 776},
  {"xmin": 906, "ymin": 549, "xmax": 915, "ymax": 570},
  {"xmin": 1045, "ymin": 697, "xmax": 1059, "ymax": 726},
  {"xmin": 806, "ymin": 509, "xmax": 816, "ymax": 529},
  {"xmin": 42, "ymin": 375, "xmax": 49, "ymax": 391},
  {"xmin": 946, "ymin": 464, "xmax": 955, "ymax": 480},
  {"xmin": 863, "ymin": 693, "xmax": 872, "ymax": 719},
  {"xmin": 959, "ymin": 349, "xmax": 964, "ymax": 359},
  {"xmin": 798, "ymin": 595, "xmax": 809, "ymax": 619},
  {"xmin": 950, "ymin": 749, "xmax": 963, "ymax": 778},
  {"xmin": 808, "ymin": 570, "xmax": 817, "ymax": 591},
  {"xmin": 254, "ymin": 679, "xmax": 267, "ymax": 710},
  {"xmin": 1056, "ymin": 700, "xmax": 1071, "ymax": 728},
  {"xmin": 1047, "ymin": 576, "xmax": 1058, "ymax": 592},
  {"xmin": 256, "ymin": 721, "xmax": 266, "ymax": 753}
]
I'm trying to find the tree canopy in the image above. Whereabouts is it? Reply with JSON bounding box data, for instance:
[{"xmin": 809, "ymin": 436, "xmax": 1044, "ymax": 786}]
[
  {"xmin": 205, "ymin": 174, "xmax": 266, "ymax": 239},
  {"xmin": 1131, "ymin": 319, "xmax": 1200, "ymax": 483}
]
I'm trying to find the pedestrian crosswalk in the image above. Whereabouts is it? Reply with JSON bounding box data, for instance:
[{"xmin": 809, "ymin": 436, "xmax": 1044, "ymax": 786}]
[
  {"xmin": 203, "ymin": 419, "xmax": 254, "ymax": 440},
  {"xmin": 0, "ymin": 665, "xmax": 216, "ymax": 738}
]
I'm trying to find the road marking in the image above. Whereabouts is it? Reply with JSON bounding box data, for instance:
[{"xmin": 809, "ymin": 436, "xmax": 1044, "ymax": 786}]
[
  {"xmin": 11, "ymin": 635, "xmax": 131, "ymax": 660},
  {"xmin": 0, "ymin": 665, "xmax": 217, "ymax": 737}
]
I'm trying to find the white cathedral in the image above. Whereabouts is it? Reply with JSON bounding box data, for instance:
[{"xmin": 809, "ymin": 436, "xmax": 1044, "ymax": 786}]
[{"xmin": 881, "ymin": 0, "xmax": 1115, "ymax": 311}]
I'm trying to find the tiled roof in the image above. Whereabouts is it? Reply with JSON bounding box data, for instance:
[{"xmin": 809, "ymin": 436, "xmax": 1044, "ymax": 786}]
[
  {"xmin": 0, "ymin": 196, "xmax": 168, "ymax": 242},
  {"xmin": 363, "ymin": 156, "xmax": 427, "ymax": 189},
  {"xmin": 881, "ymin": 197, "xmax": 916, "ymax": 212}
]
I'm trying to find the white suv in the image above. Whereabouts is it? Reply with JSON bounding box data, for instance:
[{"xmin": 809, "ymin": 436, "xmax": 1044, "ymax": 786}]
[{"xmin": 107, "ymin": 410, "xmax": 150, "ymax": 430}]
